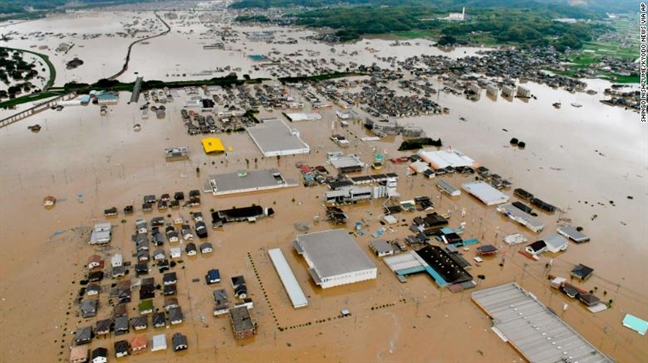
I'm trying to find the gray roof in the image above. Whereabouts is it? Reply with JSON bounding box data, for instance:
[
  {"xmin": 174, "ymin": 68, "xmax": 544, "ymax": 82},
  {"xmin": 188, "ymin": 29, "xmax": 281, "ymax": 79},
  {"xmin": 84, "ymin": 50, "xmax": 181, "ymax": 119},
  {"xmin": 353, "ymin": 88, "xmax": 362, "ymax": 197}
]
[
  {"xmin": 541, "ymin": 233, "xmax": 569, "ymax": 252},
  {"xmin": 557, "ymin": 226, "xmax": 590, "ymax": 242},
  {"xmin": 329, "ymin": 154, "xmax": 364, "ymax": 169},
  {"xmin": 268, "ymin": 248, "xmax": 309, "ymax": 308},
  {"xmin": 497, "ymin": 203, "xmax": 545, "ymax": 232},
  {"xmin": 472, "ymin": 283, "xmax": 613, "ymax": 363},
  {"xmin": 230, "ymin": 306, "xmax": 255, "ymax": 333},
  {"xmin": 247, "ymin": 118, "xmax": 310, "ymax": 156},
  {"xmin": 461, "ymin": 182, "xmax": 510, "ymax": 205},
  {"xmin": 369, "ymin": 239, "xmax": 394, "ymax": 255},
  {"xmin": 295, "ymin": 229, "xmax": 376, "ymax": 279},
  {"xmin": 208, "ymin": 169, "xmax": 295, "ymax": 196}
]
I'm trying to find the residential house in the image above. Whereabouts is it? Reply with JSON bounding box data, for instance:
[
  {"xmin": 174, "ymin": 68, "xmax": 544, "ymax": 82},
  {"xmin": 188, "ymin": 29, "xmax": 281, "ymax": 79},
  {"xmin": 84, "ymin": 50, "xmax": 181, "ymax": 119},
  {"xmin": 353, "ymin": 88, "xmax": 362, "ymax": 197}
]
[
  {"xmin": 185, "ymin": 242, "xmax": 197, "ymax": 256},
  {"xmin": 151, "ymin": 334, "xmax": 167, "ymax": 352},
  {"xmin": 90, "ymin": 347, "xmax": 108, "ymax": 363},
  {"xmin": 213, "ymin": 289, "xmax": 230, "ymax": 316},
  {"xmin": 81, "ymin": 299, "xmax": 98, "ymax": 318},
  {"xmin": 137, "ymin": 250, "xmax": 150, "ymax": 262},
  {"xmin": 111, "ymin": 266, "xmax": 127, "ymax": 279},
  {"xmin": 163, "ymin": 284, "xmax": 177, "ymax": 296},
  {"xmin": 181, "ymin": 224, "xmax": 193, "ymax": 240},
  {"xmin": 131, "ymin": 316, "xmax": 148, "ymax": 330},
  {"xmin": 135, "ymin": 262, "xmax": 148, "ymax": 276},
  {"xmin": 205, "ymin": 269, "xmax": 221, "ymax": 284},
  {"xmin": 138, "ymin": 299, "xmax": 154, "ymax": 315},
  {"xmin": 163, "ymin": 272, "xmax": 177, "ymax": 285},
  {"xmin": 114, "ymin": 340, "xmax": 129, "ymax": 358},
  {"xmin": 369, "ymin": 240, "xmax": 395, "ymax": 257},
  {"xmin": 152, "ymin": 311, "xmax": 166, "ymax": 328},
  {"xmin": 95, "ymin": 319, "xmax": 112, "ymax": 337},
  {"xmin": 114, "ymin": 280, "xmax": 131, "ymax": 303},
  {"xmin": 169, "ymin": 247, "xmax": 182, "ymax": 259},
  {"xmin": 571, "ymin": 264, "xmax": 594, "ymax": 281},
  {"xmin": 229, "ymin": 306, "xmax": 257, "ymax": 340},
  {"xmin": 172, "ymin": 332, "xmax": 188, "ymax": 352},
  {"xmin": 476, "ymin": 245, "xmax": 498, "ymax": 256},
  {"xmin": 112, "ymin": 303, "xmax": 127, "ymax": 318},
  {"xmin": 153, "ymin": 249, "xmax": 166, "ymax": 261},
  {"xmin": 87, "ymin": 255, "xmax": 103, "ymax": 270},
  {"xmin": 195, "ymin": 221, "xmax": 208, "ymax": 238},
  {"xmin": 541, "ymin": 233, "xmax": 569, "ymax": 253},
  {"xmin": 69, "ymin": 346, "xmax": 89, "ymax": 363},
  {"xmin": 166, "ymin": 226, "xmax": 179, "ymax": 243},
  {"xmin": 200, "ymin": 242, "xmax": 213, "ymax": 254},
  {"xmin": 74, "ymin": 326, "xmax": 93, "ymax": 345},
  {"xmin": 164, "ymin": 297, "xmax": 179, "ymax": 311},
  {"xmin": 231, "ymin": 276, "xmax": 247, "ymax": 299},
  {"xmin": 90, "ymin": 223, "xmax": 112, "ymax": 245},
  {"xmin": 114, "ymin": 316, "xmax": 129, "ymax": 336},
  {"xmin": 86, "ymin": 284, "xmax": 100, "ymax": 296},
  {"xmin": 87, "ymin": 271, "xmax": 104, "ymax": 282},
  {"xmin": 557, "ymin": 225, "xmax": 590, "ymax": 243},
  {"xmin": 579, "ymin": 293, "xmax": 601, "ymax": 307},
  {"xmin": 131, "ymin": 334, "xmax": 147, "ymax": 354},
  {"xmin": 152, "ymin": 230, "xmax": 165, "ymax": 246},
  {"xmin": 111, "ymin": 253, "xmax": 123, "ymax": 268},
  {"xmin": 525, "ymin": 240, "xmax": 547, "ymax": 256},
  {"xmin": 169, "ymin": 307, "xmax": 183, "ymax": 325},
  {"xmin": 135, "ymin": 219, "xmax": 148, "ymax": 234}
]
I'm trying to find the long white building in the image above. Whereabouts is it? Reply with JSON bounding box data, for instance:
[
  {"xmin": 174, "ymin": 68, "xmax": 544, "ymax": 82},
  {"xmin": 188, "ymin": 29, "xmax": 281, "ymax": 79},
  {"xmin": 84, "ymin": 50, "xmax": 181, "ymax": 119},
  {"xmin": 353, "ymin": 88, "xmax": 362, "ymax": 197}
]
[{"xmin": 294, "ymin": 229, "xmax": 377, "ymax": 289}]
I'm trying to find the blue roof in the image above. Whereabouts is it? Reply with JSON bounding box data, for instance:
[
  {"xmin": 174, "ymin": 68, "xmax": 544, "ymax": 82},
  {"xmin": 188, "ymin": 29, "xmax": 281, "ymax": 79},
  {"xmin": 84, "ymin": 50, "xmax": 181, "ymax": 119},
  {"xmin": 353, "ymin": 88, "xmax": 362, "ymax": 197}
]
[{"xmin": 623, "ymin": 314, "xmax": 648, "ymax": 335}]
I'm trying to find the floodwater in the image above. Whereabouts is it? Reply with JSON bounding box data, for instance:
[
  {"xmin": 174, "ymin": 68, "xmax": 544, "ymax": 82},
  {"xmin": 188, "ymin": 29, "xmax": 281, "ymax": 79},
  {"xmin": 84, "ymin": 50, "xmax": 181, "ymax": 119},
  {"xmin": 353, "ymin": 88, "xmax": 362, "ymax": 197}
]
[{"xmin": 1, "ymin": 8, "xmax": 647, "ymax": 363}]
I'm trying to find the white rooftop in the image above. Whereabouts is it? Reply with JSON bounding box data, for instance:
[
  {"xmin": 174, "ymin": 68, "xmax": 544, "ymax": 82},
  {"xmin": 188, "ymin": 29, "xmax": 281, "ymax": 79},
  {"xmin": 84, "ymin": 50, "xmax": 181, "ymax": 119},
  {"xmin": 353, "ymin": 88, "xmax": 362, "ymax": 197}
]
[
  {"xmin": 247, "ymin": 119, "xmax": 310, "ymax": 157},
  {"xmin": 268, "ymin": 248, "xmax": 309, "ymax": 308},
  {"xmin": 417, "ymin": 149, "xmax": 476, "ymax": 169},
  {"xmin": 462, "ymin": 182, "xmax": 510, "ymax": 206},
  {"xmin": 295, "ymin": 229, "xmax": 376, "ymax": 279}
]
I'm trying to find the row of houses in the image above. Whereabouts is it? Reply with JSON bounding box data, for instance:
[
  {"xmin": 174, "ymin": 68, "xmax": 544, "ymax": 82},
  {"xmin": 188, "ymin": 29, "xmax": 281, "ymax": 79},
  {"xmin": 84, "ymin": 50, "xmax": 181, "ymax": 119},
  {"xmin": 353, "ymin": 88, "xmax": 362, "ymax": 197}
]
[{"xmin": 70, "ymin": 332, "xmax": 188, "ymax": 362}]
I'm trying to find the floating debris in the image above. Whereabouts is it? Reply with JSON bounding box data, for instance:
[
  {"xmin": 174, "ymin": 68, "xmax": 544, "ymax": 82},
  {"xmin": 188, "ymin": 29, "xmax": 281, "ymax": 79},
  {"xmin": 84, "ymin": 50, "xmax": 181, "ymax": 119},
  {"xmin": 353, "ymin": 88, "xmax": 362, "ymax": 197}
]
[{"xmin": 28, "ymin": 124, "xmax": 42, "ymax": 132}]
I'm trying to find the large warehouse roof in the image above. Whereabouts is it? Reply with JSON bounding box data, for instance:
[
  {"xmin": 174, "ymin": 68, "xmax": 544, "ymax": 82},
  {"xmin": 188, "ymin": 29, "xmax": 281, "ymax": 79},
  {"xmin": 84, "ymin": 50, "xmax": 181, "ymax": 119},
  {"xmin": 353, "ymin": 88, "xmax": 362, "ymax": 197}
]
[
  {"xmin": 268, "ymin": 248, "xmax": 309, "ymax": 309},
  {"xmin": 472, "ymin": 283, "xmax": 613, "ymax": 363},
  {"xmin": 247, "ymin": 119, "xmax": 310, "ymax": 157},
  {"xmin": 417, "ymin": 149, "xmax": 477, "ymax": 169},
  {"xmin": 462, "ymin": 182, "xmax": 510, "ymax": 206},
  {"xmin": 295, "ymin": 229, "xmax": 375, "ymax": 279}
]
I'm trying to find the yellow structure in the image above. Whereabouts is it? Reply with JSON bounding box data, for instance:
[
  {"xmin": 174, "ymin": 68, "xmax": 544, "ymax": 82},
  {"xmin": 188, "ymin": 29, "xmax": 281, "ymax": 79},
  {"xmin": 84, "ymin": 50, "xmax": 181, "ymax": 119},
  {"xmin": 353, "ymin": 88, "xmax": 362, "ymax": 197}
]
[{"xmin": 201, "ymin": 138, "xmax": 226, "ymax": 154}]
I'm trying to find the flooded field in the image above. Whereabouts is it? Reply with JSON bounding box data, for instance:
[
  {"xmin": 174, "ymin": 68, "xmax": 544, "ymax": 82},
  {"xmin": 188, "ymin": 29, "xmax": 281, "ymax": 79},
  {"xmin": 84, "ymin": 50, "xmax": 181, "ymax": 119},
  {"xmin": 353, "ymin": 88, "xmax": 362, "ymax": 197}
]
[{"xmin": 0, "ymin": 5, "xmax": 647, "ymax": 363}]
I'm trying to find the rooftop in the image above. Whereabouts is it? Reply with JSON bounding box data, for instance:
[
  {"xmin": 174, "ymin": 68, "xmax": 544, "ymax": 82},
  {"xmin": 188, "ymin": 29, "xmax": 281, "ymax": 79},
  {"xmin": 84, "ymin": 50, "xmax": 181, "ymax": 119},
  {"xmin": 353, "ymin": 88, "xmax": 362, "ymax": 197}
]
[
  {"xmin": 329, "ymin": 154, "xmax": 364, "ymax": 169},
  {"xmin": 268, "ymin": 248, "xmax": 309, "ymax": 309},
  {"xmin": 230, "ymin": 306, "xmax": 255, "ymax": 332},
  {"xmin": 472, "ymin": 283, "xmax": 613, "ymax": 363},
  {"xmin": 295, "ymin": 229, "xmax": 376, "ymax": 279},
  {"xmin": 462, "ymin": 182, "xmax": 510, "ymax": 206},
  {"xmin": 208, "ymin": 169, "xmax": 296, "ymax": 196},
  {"xmin": 247, "ymin": 119, "xmax": 310, "ymax": 157},
  {"xmin": 417, "ymin": 148, "xmax": 477, "ymax": 169}
]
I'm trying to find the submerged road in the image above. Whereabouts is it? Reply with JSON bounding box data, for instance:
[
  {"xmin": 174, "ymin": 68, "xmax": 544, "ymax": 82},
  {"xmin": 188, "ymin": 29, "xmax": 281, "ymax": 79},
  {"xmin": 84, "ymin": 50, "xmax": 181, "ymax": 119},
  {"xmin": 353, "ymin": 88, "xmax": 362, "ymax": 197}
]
[{"xmin": 108, "ymin": 11, "xmax": 171, "ymax": 81}]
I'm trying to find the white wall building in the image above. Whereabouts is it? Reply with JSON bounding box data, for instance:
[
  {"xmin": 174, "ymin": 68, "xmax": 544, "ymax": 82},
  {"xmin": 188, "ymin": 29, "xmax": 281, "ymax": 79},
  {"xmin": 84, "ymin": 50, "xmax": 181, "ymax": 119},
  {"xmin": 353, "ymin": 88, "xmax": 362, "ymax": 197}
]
[{"xmin": 294, "ymin": 230, "xmax": 377, "ymax": 289}]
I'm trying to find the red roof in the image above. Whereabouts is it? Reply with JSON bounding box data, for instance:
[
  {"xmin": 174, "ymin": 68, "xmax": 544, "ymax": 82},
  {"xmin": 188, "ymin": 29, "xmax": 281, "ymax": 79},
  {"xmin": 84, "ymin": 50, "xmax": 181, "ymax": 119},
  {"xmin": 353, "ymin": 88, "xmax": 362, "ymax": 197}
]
[{"xmin": 131, "ymin": 334, "xmax": 148, "ymax": 352}]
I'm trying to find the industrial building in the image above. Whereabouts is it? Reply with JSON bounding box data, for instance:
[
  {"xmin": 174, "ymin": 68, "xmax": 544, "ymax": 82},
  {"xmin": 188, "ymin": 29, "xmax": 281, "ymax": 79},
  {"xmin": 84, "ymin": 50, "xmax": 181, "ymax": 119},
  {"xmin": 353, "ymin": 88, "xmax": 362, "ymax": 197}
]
[
  {"xmin": 268, "ymin": 248, "xmax": 309, "ymax": 308},
  {"xmin": 472, "ymin": 283, "xmax": 613, "ymax": 363},
  {"xmin": 207, "ymin": 169, "xmax": 298, "ymax": 196},
  {"xmin": 294, "ymin": 229, "xmax": 377, "ymax": 289},
  {"xmin": 201, "ymin": 137, "xmax": 226, "ymax": 154},
  {"xmin": 462, "ymin": 181, "xmax": 510, "ymax": 205},
  {"xmin": 416, "ymin": 148, "xmax": 478, "ymax": 170},
  {"xmin": 436, "ymin": 180, "xmax": 461, "ymax": 196},
  {"xmin": 327, "ymin": 154, "xmax": 365, "ymax": 174},
  {"xmin": 557, "ymin": 225, "xmax": 590, "ymax": 243},
  {"xmin": 247, "ymin": 119, "xmax": 310, "ymax": 157},
  {"xmin": 497, "ymin": 203, "xmax": 545, "ymax": 233}
]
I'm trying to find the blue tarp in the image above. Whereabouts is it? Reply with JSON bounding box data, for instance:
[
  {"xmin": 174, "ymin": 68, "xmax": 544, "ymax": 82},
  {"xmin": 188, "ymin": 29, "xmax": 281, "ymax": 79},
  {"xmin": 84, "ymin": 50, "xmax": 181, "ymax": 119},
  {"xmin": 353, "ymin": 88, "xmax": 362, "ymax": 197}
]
[
  {"xmin": 424, "ymin": 266, "xmax": 448, "ymax": 287},
  {"xmin": 395, "ymin": 266, "xmax": 425, "ymax": 276},
  {"xmin": 463, "ymin": 238, "xmax": 479, "ymax": 246}
]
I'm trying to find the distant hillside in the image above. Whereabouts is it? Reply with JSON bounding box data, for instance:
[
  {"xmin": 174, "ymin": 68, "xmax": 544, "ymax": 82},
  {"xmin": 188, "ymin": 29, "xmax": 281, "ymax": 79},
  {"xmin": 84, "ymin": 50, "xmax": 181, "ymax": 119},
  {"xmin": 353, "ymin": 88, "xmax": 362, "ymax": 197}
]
[
  {"xmin": 0, "ymin": 0, "xmax": 154, "ymax": 16},
  {"xmin": 230, "ymin": 0, "xmax": 637, "ymax": 16}
]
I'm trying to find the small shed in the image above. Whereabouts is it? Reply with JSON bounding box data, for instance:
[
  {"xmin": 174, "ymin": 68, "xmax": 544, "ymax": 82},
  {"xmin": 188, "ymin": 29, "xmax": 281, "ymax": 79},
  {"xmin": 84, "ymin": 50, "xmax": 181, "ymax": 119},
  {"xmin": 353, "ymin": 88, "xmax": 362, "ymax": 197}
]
[{"xmin": 206, "ymin": 269, "xmax": 221, "ymax": 284}]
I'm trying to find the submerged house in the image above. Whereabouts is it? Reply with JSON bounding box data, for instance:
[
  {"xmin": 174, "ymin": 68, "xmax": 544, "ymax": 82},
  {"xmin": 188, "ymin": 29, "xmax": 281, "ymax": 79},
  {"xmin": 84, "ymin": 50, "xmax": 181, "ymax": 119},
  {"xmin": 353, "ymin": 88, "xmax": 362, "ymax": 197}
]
[{"xmin": 229, "ymin": 306, "xmax": 257, "ymax": 340}]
